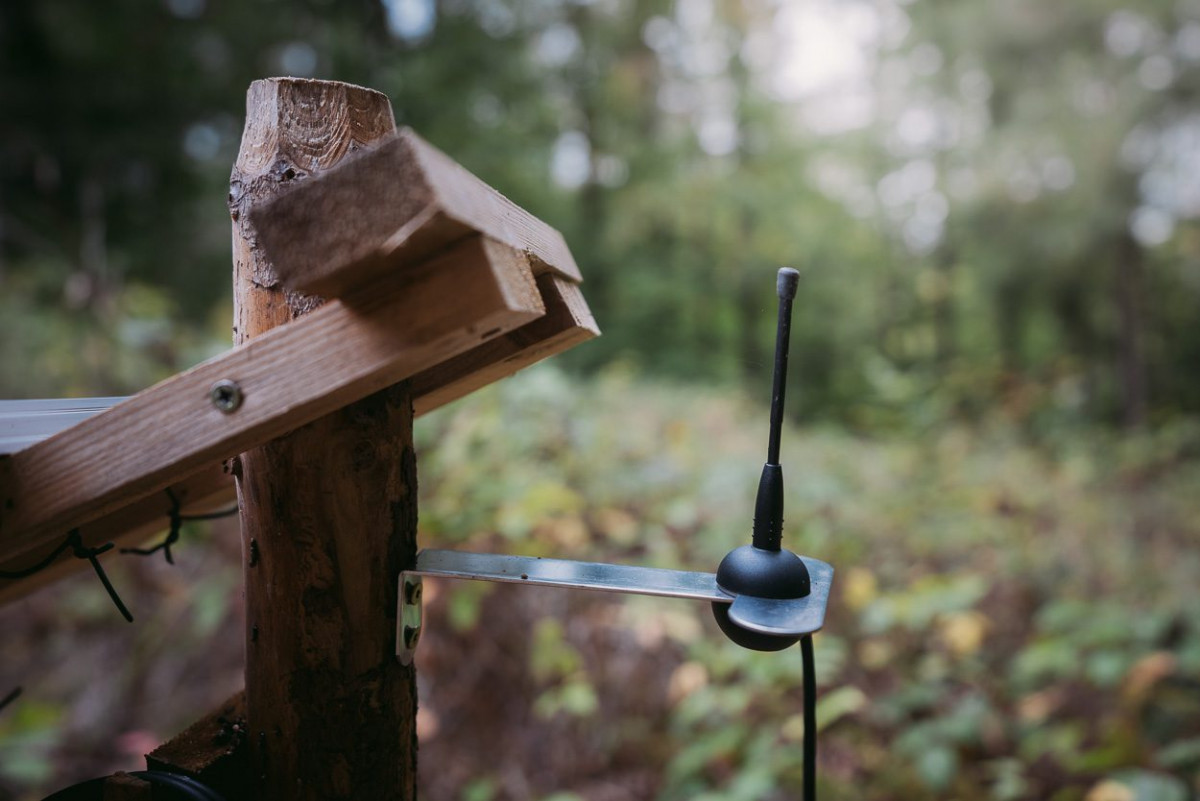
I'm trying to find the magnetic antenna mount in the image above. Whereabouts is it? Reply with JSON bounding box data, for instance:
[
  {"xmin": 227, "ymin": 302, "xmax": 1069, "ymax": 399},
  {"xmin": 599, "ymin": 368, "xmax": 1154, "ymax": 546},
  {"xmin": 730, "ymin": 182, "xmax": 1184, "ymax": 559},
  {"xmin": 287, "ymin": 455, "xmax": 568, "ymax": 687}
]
[{"xmin": 711, "ymin": 268, "xmax": 813, "ymax": 651}]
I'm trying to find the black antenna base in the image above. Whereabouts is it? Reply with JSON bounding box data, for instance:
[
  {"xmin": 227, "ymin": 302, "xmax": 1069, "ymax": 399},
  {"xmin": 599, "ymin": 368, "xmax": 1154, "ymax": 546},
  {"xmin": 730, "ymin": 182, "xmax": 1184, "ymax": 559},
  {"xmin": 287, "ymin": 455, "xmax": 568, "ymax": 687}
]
[
  {"xmin": 712, "ymin": 543, "xmax": 811, "ymax": 650},
  {"xmin": 752, "ymin": 463, "xmax": 784, "ymax": 550}
]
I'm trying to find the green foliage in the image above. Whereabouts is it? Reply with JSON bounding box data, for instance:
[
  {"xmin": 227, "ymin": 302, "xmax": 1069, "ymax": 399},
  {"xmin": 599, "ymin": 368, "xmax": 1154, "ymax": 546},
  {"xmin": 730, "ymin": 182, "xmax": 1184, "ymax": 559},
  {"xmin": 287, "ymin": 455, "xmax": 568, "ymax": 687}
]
[
  {"xmin": 1, "ymin": 366, "xmax": 1198, "ymax": 798},
  {"xmin": 2, "ymin": 0, "xmax": 1200, "ymax": 798},
  {"xmin": 0, "ymin": 700, "xmax": 64, "ymax": 787},
  {"xmin": 2, "ymin": 0, "xmax": 1198, "ymax": 425},
  {"xmin": 407, "ymin": 366, "xmax": 1200, "ymax": 800}
]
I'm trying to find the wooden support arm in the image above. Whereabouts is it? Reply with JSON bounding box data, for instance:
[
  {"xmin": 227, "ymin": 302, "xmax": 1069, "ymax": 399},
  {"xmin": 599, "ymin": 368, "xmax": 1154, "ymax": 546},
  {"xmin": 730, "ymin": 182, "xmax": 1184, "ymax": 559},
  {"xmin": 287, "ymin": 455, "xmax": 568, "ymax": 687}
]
[
  {"xmin": 0, "ymin": 274, "xmax": 596, "ymax": 606},
  {"xmin": 0, "ymin": 235, "xmax": 543, "ymax": 568}
]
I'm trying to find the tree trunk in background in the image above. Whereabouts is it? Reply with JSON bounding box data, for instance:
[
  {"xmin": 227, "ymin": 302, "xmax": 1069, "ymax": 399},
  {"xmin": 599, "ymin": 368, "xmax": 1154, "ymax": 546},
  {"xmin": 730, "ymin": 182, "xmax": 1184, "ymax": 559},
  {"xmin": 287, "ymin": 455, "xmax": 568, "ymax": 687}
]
[
  {"xmin": 1115, "ymin": 230, "xmax": 1148, "ymax": 428},
  {"xmin": 933, "ymin": 246, "xmax": 957, "ymax": 369},
  {"xmin": 230, "ymin": 78, "xmax": 418, "ymax": 801}
]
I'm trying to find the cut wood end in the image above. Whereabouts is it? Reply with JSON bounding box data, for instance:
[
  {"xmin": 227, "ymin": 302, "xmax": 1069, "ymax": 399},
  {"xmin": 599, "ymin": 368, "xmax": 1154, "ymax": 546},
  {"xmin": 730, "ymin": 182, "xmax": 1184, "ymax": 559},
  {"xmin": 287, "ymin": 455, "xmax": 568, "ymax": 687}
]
[{"xmin": 236, "ymin": 78, "xmax": 396, "ymax": 176}]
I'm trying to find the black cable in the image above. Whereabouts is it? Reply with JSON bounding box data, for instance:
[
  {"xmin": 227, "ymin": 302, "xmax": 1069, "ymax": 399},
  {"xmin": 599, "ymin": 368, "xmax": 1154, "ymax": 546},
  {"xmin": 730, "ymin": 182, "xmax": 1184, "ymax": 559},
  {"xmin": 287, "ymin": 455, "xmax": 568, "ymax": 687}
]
[
  {"xmin": 41, "ymin": 769, "xmax": 229, "ymax": 800},
  {"xmin": 0, "ymin": 534, "xmax": 79, "ymax": 579},
  {"xmin": 766, "ymin": 269, "xmax": 799, "ymax": 466},
  {"xmin": 77, "ymin": 533, "xmax": 134, "ymax": 623},
  {"xmin": 800, "ymin": 634, "xmax": 817, "ymax": 801},
  {"xmin": 0, "ymin": 686, "xmax": 21, "ymax": 716},
  {"xmin": 130, "ymin": 770, "xmax": 230, "ymax": 801}
]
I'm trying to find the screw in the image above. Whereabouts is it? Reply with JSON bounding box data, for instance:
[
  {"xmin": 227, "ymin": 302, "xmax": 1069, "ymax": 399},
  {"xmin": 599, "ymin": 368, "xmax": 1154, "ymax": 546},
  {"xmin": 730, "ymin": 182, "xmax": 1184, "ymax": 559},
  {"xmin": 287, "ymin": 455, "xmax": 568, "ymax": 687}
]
[
  {"xmin": 403, "ymin": 624, "xmax": 421, "ymax": 650},
  {"xmin": 210, "ymin": 380, "xmax": 243, "ymax": 414},
  {"xmin": 404, "ymin": 579, "xmax": 422, "ymax": 605}
]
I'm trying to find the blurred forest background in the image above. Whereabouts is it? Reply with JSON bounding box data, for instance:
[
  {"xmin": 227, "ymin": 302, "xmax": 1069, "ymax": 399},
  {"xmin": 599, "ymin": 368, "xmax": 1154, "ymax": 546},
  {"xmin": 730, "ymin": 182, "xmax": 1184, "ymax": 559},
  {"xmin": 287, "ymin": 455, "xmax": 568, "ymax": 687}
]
[{"xmin": 1, "ymin": 0, "xmax": 1199, "ymax": 799}]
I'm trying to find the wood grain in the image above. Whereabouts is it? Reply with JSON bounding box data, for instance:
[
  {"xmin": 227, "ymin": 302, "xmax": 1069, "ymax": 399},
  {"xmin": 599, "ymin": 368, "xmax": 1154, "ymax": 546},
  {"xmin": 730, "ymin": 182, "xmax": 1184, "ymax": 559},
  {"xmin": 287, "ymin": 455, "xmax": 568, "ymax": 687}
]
[
  {"xmin": 232, "ymin": 77, "xmax": 416, "ymax": 801},
  {"xmin": 144, "ymin": 693, "xmax": 251, "ymax": 798},
  {"xmin": 250, "ymin": 128, "xmax": 582, "ymax": 299},
  {"xmin": 0, "ymin": 461, "xmax": 233, "ymax": 606},
  {"xmin": 413, "ymin": 274, "xmax": 599, "ymax": 414},
  {"xmin": 0, "ymin": 273, "xmax": 597, "ymax": 605},
  {"xmin": 0, "ymin": 235, "xmax": 542, "ymax": 569}
]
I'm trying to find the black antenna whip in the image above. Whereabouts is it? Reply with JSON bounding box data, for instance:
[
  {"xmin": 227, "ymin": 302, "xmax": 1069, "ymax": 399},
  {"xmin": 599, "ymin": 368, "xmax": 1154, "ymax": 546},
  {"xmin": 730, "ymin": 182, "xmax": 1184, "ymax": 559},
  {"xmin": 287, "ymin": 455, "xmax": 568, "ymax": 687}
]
[
  {"xmin": 752, "ymin": 267, "xmax": 799, "ymax": 551},
  {"xmin": 767, "ymin": 268, "xmax": 799, "ymax": 466}
]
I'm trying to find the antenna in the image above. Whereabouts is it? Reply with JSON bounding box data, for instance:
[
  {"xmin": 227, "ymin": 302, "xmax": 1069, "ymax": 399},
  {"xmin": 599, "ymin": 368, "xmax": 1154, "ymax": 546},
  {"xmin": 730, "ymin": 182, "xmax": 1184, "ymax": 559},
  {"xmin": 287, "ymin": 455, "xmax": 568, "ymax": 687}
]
[
  {"xmin": 753, "ymin": 267, "xmax": 799, "ymax": 551},
  {"xmin": 767, "ymin": 267, "xmax": 799, "ymax": 466},
  {"xmin": 711, "ymin": 267, "xmax": 811, "ymax": 651}
]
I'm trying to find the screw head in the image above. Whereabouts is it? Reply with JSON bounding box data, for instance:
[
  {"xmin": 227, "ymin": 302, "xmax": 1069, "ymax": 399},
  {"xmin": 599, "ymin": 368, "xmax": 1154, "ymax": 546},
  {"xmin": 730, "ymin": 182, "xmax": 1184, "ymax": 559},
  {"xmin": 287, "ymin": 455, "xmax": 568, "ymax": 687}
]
[
  {"xmin": 403, "ymin": 624, "xmax": 421, "ymax": 649},
  {"xmin": 210, "ymin": 380, "xmax": 244, "ymax": 414},
  {"xmin": 404, "ymin": 580, "xmax": 423, "ymax": 605}
]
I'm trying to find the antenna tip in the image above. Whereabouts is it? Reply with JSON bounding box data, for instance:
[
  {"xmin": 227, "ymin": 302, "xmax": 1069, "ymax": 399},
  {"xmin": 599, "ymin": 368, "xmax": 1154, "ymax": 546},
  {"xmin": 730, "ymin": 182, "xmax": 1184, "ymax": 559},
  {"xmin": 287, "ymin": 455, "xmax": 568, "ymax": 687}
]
[{"xmin": 776, "ymin": 268, "xmax": 800, "ymax": 300}]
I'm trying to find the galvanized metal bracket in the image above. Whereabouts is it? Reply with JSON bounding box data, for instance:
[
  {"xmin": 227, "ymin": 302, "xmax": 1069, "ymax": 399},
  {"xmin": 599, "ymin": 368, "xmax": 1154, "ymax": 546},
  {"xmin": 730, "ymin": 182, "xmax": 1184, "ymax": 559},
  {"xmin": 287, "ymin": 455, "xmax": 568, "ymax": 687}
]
[
  {"xmin": 396, "ymin": 549, "xmax": 833, "ymax": 665},
  {"xmin": 397, "ymin": 572, "xmax": 424, "ymax": 667}
]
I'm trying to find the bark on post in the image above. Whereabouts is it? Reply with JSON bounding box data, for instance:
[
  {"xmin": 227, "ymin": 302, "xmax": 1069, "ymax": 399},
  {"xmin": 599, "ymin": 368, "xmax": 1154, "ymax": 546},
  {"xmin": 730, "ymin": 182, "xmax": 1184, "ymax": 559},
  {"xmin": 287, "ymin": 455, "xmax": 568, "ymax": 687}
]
[{"xmin": 229, "ymin": 78, "xmax": 417, "ymax": 801}]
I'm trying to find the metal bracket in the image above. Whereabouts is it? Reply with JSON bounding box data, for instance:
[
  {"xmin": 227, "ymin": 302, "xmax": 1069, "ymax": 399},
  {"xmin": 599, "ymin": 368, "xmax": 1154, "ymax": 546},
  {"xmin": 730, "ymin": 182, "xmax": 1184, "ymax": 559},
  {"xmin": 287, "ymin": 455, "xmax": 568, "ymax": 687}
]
[
  {"xmin": 396, "ymin": 549, "xmax": 833, "ymax": 665},
  {"xmin": 397, "ymin": 573, "xmax": 423, "ymax": 666}
]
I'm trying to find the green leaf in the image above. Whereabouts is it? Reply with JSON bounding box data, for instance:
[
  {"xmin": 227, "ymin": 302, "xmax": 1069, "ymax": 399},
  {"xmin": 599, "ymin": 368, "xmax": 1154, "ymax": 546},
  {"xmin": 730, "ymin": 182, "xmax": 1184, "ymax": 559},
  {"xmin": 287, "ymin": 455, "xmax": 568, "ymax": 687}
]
[
  {"xmin": 815, "ymin": 685, "xmax": 867, "ymax": 732},
  {"xmin": 917, "ymin": 746, "xmax": 959, "ymax": 791},
  {"xmin": 462, "ymin": 778, "xmax": 497, "ymax": 801},
  {"xmin": 1109, "ymin": 770, "xmax": 1189, "ymax": 801}
]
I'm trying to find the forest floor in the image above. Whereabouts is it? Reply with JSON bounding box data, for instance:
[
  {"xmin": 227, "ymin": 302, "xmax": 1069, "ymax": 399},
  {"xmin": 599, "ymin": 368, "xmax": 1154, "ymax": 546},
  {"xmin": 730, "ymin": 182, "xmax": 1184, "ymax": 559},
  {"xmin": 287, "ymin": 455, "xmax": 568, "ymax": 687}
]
[{"xmin": 2, "ymin": 366, "xmax": 1198, "ymax": 801}]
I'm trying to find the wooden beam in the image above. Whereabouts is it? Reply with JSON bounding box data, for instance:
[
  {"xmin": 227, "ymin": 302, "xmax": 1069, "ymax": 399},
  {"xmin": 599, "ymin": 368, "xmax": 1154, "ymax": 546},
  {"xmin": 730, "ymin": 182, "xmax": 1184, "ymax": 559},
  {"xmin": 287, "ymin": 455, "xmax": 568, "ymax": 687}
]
[
  {"xmin": 0, "ymin": 234, "xmax": 543, "ymax": 568},
  {"xmin": 145, "ymin": 692, "xmax": 249, "ymax": 798},
  {"xmin": 0, "ymin": 462, "xmax": 233, "ymax": 606},
  {"xmin": 250, "ymin": 128, "xmax": 582, "ymax": 298},
  {"xmin": 413, "ymin": 274, "xmax": 599, "ymax": 414},
  {"xmin": 0, "ymin": 272, "xmax": 597, "ymax": 605}
]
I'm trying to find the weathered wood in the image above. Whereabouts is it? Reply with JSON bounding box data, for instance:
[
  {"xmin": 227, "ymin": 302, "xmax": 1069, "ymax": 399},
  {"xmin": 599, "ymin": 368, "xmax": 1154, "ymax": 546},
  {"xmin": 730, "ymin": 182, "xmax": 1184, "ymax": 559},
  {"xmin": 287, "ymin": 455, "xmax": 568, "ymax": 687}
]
[
  {"xmin": 0, "ymin": 274, "xmax": 596, "ymax": 604},
  {"xmin": 233, "ymin": 77, "xmax": 416, "ymax": 801},
  {"xmin": 251, "ymin": 128, "xmax": 582, "ymax": 299},
  {"xmin": 413, "ymin": 274, "xmax": 599, "ymax": 414},
  {"xmin": 0, "ymin": 462, "xmax": 233, "ymax": 605},
  {"xmin": 0, "ymin": 234, "xmax": 541, "ymax": 569},
  {"xmin": 146, "ymin": 692, "xmax": 250, "ymax": 799}
]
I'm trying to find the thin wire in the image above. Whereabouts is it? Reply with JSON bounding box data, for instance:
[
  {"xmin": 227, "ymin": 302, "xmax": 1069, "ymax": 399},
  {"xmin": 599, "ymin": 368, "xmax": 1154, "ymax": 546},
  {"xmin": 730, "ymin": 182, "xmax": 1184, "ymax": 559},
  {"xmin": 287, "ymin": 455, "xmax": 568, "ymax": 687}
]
[
  {"xmin": 800, "ymin": 635, "xmax": 817, "ymax": 801},
  {"xmin": 0, "ymin": 488, "xmax": 236, "ymax": 621},
  {"xmin": 0, "ymin": 533, "xmax": 78, "ymax": 578},
  {"xmin": 122, "ymin": 487, "xmax": 238, "ymax": 564},
  {"xmin": 0, "ymin": 530, "xmax": 133, "ymax": 622},
  {"xmin": 79, "ymin": 532, "xmax": 134, "ymax": 623},
  {"xmin": 0, "ymin": 686, "xmax": 21, "ymax": 716}
]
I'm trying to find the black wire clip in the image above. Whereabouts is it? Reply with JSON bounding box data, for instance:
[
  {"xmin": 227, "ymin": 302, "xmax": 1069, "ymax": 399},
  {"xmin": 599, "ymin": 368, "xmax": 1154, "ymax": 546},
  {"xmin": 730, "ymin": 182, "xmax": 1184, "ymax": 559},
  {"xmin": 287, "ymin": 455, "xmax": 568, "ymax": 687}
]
[
  {"xmin": 0, "ymin": 487, "xmax": 237, "ymax": 622},
  {"xmin": 0, "ymin": 529, "xmax": 133, "ymax": 622}
]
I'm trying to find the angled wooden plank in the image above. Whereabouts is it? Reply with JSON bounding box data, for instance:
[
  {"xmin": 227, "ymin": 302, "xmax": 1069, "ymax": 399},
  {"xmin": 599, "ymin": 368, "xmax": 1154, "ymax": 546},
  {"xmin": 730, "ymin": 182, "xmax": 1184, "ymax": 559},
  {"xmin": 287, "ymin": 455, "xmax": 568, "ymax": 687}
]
[
  {"xmin": 251, "ymin": 128, "xmax": 581, "ymax": 299},
  {"xmin": 0, "ymin": 274, "xmax": 595, "ymax": 451},
  {"xmin": 0, "ymin": 462, "xmax": 234, "ymax": 605},
  {"xmin": 0, "ymin": 270, "xmax": 598, "ymax": 605},
  {"xmin": 0, "ymin": 235, "xmax": 543, "ymax": 566},
  {"xmin": 412, "ymin": 274, "xmax": 599, "ymax": 414}
]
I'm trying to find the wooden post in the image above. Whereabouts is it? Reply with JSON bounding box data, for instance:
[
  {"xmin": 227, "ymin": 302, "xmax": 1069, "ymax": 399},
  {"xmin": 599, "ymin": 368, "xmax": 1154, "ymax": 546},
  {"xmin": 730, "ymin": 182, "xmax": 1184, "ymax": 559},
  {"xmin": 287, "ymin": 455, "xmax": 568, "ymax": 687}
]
[{"xmin": 230, "ymin": 78, "xmax": 416, "ymax": 800}]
